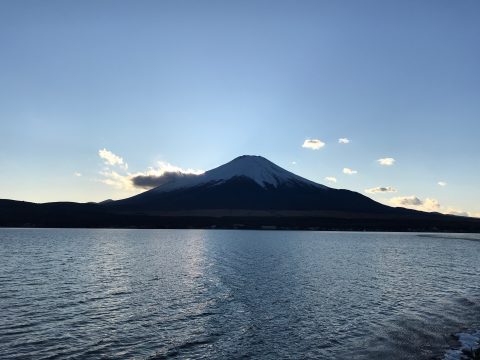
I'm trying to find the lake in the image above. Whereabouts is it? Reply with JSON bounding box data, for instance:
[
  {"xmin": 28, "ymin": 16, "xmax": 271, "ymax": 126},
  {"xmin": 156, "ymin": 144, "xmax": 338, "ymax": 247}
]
[{"xmin": 1, "ymin": 229, "xmax": 479, "ymax": 359}]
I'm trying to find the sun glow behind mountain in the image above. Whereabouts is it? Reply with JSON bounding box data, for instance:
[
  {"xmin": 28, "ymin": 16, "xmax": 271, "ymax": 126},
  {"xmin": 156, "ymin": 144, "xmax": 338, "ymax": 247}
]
[{"xmin": 0, "ymin": 1, "xmax": 478, "ymax": 217}]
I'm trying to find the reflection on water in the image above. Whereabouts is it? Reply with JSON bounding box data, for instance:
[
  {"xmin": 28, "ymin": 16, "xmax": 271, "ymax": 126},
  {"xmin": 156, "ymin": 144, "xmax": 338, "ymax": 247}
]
[{"xmin": 0, "ymin": 229, "xmax": 479, "ymax": 359}]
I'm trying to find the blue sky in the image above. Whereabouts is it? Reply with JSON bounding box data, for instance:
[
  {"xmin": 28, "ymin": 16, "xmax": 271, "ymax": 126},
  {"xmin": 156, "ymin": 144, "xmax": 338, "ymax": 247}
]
[{"xmin": 0, "ymin": 0, "xmax": 479, "ymax": 216}]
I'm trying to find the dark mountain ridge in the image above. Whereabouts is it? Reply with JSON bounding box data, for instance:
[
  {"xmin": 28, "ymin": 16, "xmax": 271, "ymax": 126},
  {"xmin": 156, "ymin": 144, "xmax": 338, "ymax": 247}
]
[
  {"xmin": 1, "ymin": 155, "xmax": 479, "ymax": 231},
  {"xmin": 113, "ymin": 175, "xmax": 397, "ymax": 213},
  {"xmin": 111, "ymin": 155, "xmax": 398, "ymax": 213}
]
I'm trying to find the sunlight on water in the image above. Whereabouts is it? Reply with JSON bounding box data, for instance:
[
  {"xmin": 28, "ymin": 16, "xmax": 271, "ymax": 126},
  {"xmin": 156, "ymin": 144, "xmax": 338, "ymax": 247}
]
[{"xmin": 0, "ymin": 229, "xmax": 479, "ymax": 359}]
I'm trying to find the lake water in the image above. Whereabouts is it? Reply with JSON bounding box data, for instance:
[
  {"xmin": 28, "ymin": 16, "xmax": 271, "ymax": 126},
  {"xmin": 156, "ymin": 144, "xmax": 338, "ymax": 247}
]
[{"xmin": 1, "ymin": 229, "xmax": 479, "ymax": 359}]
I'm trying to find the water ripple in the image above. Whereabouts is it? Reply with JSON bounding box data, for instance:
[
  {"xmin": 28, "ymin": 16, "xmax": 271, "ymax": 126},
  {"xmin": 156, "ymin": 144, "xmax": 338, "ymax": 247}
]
[{"xmin": 0, "ymin": 229, "xmax": 479, "ymax": 359}]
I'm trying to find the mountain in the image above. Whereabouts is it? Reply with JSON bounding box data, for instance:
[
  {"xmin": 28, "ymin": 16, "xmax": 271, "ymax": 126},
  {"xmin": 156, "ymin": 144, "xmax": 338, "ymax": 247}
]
[
  {"xmin": 1, "ymin": 155, "xmax": 480, "ymax": 231},
  {"xmin": 111, "ymin": 155, "xmax": 395, "ymax": 213}
]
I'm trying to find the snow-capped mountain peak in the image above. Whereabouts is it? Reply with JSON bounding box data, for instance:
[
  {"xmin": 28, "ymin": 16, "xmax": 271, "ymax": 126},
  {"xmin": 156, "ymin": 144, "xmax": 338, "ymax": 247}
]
[
  {"xmin": 205, "ymin": 155, "xmax": 318, "ymax": 187},
  {"xmin": 151, "ymin": 155, "xmax": 327, "ymax": 192}
]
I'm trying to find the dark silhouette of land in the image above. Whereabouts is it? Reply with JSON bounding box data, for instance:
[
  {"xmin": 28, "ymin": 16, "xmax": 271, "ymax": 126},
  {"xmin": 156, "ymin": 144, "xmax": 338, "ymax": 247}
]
[
  {"xmin": 1, "ymin": 199, "xmax": 479, "ymax": 232},
  {"xmin": 2, "ymin": 156, "xmax": 479, "ymax": 232}
]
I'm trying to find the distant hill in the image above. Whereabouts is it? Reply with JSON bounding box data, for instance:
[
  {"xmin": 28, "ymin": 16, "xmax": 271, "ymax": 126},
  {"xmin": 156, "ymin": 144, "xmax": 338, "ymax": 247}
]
[{"xmin": 1, "ymin": 155, "xmax": 479, "ymax": 231}]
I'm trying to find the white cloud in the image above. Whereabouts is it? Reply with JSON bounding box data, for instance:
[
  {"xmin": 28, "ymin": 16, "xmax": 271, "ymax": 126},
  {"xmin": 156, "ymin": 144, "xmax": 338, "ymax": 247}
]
[
  {"xmin": 377, "ymin": 157, "xmax": 395, "ymax": 166},
  {"xmin": 422, "ymin": 198, "xmax": 441, "ymax": 212},
  {"xmin": 99, "ymin": 160, "xmax": 204, "ymax": 191},
  {"xmin": 390, "ymin": 195, "xmax": 423, "ymax": 207},
  {"xmin": 99, "ymin": 148, "xmax": 128, "ymax": 169},
  {"xmin": 73, "ymin": 172, "xmax": 82, "ymax": 177},
  {"xmin": 142, "ymin": 161, "xmax": 204, "ymax": 176},
  {"xmin": 302, "ymin": 139, "xmax": 325, "ymax": 150},
  {"xmin": 338, "ymin": 138, "xmax": 350, "ymax": 144},
  {"xmin": 325, "ymin": 176, "xmax": 337, "ymax": 183},
  {"xmin": 365, "ymin": 186, "xmax": 397, "ymax": 194},
  {"xmin": 100, "ymin": 170, "xmax": 135, "ymax": 190},
  {"xmin": 389, "ymin": 195, "xmax": 475, "ymax": 217},
  {"xmin": 438, "ymin": 181, "xmax": 447, "ymax": 187},
  {"xmin": 343, "ymin": 167, "xmax": 357, "ymax": 175},
  {"xmin": 445, "ymin": 209, "xmax": 469, "ymax": 217},
  {"xmin": 292, "ymin": 161, "xmax": 297, "ymax": 165}
]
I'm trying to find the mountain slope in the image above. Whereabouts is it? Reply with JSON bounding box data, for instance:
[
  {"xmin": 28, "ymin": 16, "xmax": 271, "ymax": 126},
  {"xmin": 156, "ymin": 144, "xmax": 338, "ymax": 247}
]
[
  {"xmin": 2, "ymin": 155, "xmax": 479, "ymax": 231},
  {"xmin": 146, "ymin": 155, "xmax": 327, "ymax": 193},
  {"xmin": 111, "ymin": 155, "xmax": 403, "ymax": 214}
]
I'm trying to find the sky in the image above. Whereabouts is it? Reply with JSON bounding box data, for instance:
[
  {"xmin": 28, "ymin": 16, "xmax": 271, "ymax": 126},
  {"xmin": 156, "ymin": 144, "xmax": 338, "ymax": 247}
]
[{"xmin": 0, "ymin": 0, "xmax": 479, "ymax": 216}]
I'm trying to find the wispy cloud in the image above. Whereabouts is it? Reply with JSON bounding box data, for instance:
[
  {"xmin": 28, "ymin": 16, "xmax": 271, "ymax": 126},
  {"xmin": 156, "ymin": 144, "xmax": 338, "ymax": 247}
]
[
  {"xmin": 98, "ymin": 149, "xmax": 204, "ymax": 191},
  {"xmin": 338, "ymin": 138, "xmax": 350, "ymax": 144},
  {"xmin": 99, "ymin": 148, "xmax": 128, "ymax": 169},
  {"xmin": 302, "ymin": 139, "xmax": 325, "ymax": 150},
  {"xmin": 100, "ymin": 170, "xmax": 135, "ymax": 190},
  {"xmin": 446, "ymin": 209, "xmax": 469, "ymax": 217},
  {"xmin": 325, "ymin": 176, "xmax": 337, "ymax": 183},
  {"xmin": 140, "ymin": 162, "xmax": 204, "ymax": 177},
  {"xmin": 365, "ymin": 186, "xmax": 397, "ymax": 194},
  {"xmin": 389, "ymin": 195, "xmax": 473, "ymax": 217},
  {"xmin": 377, "ymin": 157, "xmax": 395, "ymax": 166},
  {"xmin": 343, "ymin": 168, "xmax": 357, "ymax": 175},
  {"xmin": 438, "ymin": 181, "xmax": 447, "ymax": 187},
  {"xmin": 390, "ymin": 195, "xmax": 423, "ymax": 207},
  {"xmin": 73, "ymin": 172, "xmax": 82, "ymax": 177}
]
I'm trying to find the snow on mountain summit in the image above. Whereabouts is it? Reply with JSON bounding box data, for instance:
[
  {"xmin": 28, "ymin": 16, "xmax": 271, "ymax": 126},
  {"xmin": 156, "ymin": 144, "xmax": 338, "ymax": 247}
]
[
  {"xmin": 206, "ymin": 155, "xmax": 317, "ymax": 187},
  {"xmin": 151, "ymin": 155, "xmax": 327, "ymax": 192}
]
